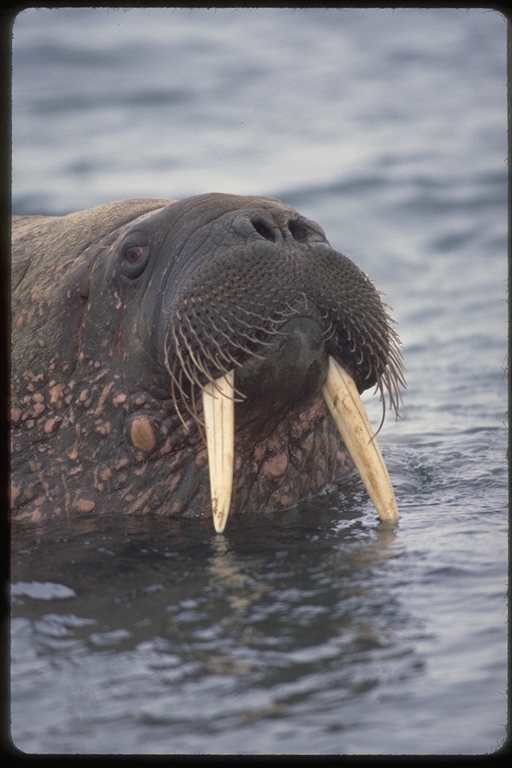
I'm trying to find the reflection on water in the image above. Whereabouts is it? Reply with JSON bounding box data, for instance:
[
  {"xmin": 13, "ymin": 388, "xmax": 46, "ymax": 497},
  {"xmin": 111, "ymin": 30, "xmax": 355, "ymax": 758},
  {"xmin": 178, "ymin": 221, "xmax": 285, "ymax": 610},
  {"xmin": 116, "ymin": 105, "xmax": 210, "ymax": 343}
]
[{"xmin": 12, "ymin": 495, "xmax": 414, "ymax": 753}]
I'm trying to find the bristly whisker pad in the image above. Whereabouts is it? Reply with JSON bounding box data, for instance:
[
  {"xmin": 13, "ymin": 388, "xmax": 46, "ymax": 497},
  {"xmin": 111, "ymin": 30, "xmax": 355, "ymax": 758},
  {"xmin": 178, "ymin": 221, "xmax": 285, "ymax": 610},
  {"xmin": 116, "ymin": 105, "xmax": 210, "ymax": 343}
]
[{"xmin": 163, "ymin": 243, "xmax": 405, "ymax": 436}]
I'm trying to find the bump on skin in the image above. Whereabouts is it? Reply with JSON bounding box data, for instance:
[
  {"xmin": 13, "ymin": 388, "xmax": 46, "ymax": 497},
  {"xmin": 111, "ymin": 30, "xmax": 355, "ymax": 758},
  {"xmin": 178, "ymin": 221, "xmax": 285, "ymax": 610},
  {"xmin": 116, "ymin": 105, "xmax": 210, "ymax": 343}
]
[{"xmin": 129, "ymin": 415, "xmax": 156, "ymax": 453}]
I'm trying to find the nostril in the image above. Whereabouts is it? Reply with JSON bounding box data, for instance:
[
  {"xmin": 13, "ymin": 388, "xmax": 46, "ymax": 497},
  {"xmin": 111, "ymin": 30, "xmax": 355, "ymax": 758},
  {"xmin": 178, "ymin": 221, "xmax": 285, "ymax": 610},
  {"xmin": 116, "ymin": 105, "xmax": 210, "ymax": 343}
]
[
  {"xmin": 251, "ymin": 216, "xmax": 313, "ymax": 243},
  {"xmin": 252, "ymin": 219, "xmax": 276, "ymax": 242},
  {"xmin": 288, "ymin": 219, "xmax": 309, "ymax": 242}
]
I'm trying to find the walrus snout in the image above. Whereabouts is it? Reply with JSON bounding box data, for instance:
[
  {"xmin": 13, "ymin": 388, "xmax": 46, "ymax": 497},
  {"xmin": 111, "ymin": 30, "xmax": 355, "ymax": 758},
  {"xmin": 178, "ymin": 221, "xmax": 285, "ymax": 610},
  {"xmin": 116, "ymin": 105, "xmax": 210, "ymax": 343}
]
[{"xmin": 164, "ymin": 201, "xmax": 404, "ymax": 430}]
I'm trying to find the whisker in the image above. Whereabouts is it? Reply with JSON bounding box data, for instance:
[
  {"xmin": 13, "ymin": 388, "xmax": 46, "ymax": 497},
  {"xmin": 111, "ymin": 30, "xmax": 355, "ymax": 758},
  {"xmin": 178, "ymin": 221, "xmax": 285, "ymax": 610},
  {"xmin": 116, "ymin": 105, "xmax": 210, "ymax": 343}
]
[{"xmin": 163, "ymin": 261, "xmax": 406, "ymax": 441}]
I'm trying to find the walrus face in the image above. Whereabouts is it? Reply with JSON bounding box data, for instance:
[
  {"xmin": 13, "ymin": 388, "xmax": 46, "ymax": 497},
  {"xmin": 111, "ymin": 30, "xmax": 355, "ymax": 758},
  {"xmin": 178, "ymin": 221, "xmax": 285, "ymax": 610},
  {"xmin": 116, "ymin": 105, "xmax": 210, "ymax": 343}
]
[{"xmin": 11, "ymin": 194, "xmax": 405, "ymax": 530}]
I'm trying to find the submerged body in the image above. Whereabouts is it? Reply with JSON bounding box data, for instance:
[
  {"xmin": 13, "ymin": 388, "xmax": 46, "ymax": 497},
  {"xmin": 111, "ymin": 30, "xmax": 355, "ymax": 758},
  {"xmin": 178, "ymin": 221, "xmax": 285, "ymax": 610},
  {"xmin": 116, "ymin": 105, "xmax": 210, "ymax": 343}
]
[{"xmin": 11, "ymin": 194, "xmax": 404, "ymax": 530}]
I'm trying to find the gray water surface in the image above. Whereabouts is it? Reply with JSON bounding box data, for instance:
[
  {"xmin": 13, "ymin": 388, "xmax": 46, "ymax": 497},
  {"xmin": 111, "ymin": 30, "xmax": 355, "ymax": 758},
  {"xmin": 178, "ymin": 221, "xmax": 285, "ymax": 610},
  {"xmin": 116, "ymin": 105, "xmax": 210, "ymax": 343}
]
[{"xmin": 10, "ymin": 7, "xmax": 508, "ymax": 755}]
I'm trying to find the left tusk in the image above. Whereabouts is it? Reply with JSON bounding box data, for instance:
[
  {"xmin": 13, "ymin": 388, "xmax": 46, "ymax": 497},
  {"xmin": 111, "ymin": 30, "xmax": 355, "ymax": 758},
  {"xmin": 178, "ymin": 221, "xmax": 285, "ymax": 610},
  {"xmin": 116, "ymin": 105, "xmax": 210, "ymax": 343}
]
[
  {"xmin": 201, "ymin": 369, "xmax": 235, "ymax": 533},
  {"xmin": 322, "ymin": 356, "xmax": 399, "ymax": 523}
]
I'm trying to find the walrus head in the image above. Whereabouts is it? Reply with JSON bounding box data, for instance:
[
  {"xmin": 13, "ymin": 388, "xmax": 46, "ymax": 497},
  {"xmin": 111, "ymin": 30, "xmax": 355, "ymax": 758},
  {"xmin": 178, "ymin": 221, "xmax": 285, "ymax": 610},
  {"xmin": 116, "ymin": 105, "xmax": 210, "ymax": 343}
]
[{"xmin": 11, "ymin": 193, "xmax": 405, "ymax": 531}]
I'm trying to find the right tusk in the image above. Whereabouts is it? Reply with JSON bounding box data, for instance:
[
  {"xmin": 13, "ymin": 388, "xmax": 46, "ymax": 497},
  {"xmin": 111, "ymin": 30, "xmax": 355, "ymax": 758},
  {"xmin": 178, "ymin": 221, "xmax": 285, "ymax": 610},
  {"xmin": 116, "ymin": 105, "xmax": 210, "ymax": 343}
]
[
  {"xmin": 322, "ymin": 356, "xmax": 399, "ymax": 523},
  {"xmin": 201, "ymin": 369, "xmax": 235, "ymax": 534}
]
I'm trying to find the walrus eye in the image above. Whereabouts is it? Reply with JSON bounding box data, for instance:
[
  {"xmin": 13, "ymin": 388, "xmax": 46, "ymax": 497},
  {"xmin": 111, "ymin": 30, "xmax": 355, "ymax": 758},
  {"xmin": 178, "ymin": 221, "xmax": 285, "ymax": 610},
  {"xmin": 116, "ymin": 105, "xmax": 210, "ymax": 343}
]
[{"xmin": 119, "ymin": 243, "xmax": 150, "ymax": 280}]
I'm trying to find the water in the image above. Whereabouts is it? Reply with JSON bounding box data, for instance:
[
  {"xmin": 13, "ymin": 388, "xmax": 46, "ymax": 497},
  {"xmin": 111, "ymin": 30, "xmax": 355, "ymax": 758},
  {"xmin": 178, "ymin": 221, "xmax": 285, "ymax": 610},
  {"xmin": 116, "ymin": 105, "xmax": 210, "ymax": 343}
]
[{"xmin": 10, "ymin": 7, "xmax": 508, "ymax": 755}]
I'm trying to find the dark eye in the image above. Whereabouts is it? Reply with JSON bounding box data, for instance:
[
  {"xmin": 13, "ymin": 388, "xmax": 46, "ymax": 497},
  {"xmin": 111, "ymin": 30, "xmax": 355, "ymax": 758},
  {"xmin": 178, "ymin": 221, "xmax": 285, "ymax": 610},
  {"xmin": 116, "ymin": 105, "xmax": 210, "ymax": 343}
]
[{"xmin": 119, "ymin": 243, "xmax": 150, "ymax": 279}]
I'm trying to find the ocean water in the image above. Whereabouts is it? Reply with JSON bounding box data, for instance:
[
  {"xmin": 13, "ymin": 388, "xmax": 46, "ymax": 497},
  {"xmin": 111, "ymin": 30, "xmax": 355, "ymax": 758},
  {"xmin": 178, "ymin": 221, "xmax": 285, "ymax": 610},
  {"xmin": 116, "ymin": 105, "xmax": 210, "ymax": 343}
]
[{"xmin": 10, "ymin": 7, "xmax": 508, "ymax": 755}]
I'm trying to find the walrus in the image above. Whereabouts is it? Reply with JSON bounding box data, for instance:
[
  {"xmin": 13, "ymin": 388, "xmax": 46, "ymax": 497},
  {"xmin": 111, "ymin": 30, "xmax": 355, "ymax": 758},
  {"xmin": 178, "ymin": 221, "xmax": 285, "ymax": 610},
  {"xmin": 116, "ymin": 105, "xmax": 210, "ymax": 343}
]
[{"xmin": 11, "ymin": 193, "xmax": 405, "ymax": 532}]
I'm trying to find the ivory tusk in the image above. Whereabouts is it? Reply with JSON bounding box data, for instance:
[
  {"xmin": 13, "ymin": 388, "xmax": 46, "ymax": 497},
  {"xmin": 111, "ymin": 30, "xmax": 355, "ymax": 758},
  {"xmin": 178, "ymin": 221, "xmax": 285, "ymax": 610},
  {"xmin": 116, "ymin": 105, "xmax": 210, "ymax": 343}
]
[
  {"xmin": 322, "ymin": 355, "xmax": 399, "ymax": 523},
  {"xmin": 201, "ymin": 369, "xmax": 235, "ymax": 533}
]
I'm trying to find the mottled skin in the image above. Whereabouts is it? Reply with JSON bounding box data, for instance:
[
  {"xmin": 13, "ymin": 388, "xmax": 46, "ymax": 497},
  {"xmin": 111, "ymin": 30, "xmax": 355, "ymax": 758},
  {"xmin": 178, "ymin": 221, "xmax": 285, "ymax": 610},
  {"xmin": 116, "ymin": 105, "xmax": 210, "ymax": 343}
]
[{"xmin": 11, "ymin": 194, "xmax": 402, "ymax": 523}]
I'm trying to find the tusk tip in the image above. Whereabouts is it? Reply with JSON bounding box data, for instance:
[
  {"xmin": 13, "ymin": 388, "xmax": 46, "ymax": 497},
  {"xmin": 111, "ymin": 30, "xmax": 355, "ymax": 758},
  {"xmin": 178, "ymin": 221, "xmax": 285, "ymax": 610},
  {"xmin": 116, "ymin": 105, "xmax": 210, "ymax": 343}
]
[
  {"xmin": 213, "ymin": 513, "xmax": 228, "ymax": 534},
  {"xmin": 378, "ymin": 505, "xmax": 399, "ymax": 524}
]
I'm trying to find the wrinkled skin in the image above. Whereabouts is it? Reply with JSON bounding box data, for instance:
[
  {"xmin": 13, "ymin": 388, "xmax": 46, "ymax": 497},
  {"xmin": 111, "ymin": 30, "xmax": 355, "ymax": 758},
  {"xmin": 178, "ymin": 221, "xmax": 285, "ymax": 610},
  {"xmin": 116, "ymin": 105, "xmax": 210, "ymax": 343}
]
[{"xmin": 11, "ymin": 193, "xmax": 403, "ymax": 524}]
